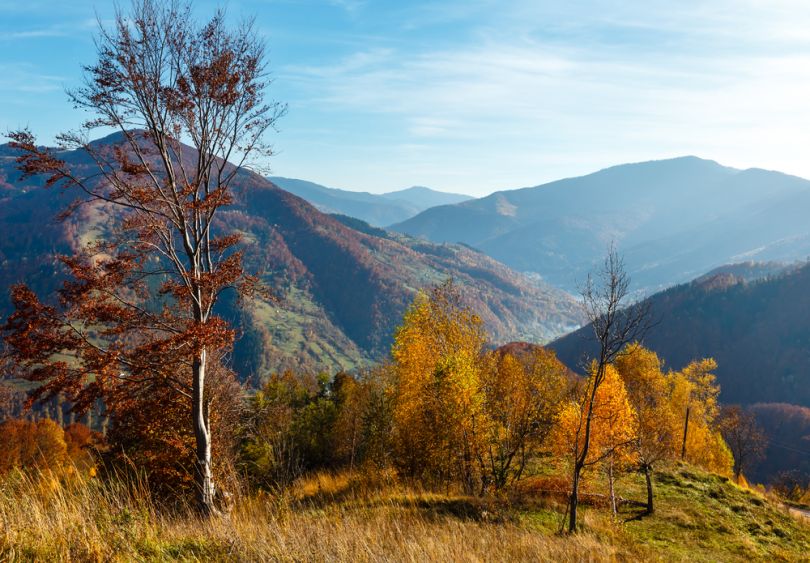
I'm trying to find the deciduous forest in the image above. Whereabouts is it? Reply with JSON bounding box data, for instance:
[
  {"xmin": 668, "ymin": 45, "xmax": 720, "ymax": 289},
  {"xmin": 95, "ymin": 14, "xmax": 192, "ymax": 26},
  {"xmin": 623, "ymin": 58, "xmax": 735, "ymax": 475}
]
[{"xmin": 0, "ymin": 1, "xmax": 808, "ymax": 561}]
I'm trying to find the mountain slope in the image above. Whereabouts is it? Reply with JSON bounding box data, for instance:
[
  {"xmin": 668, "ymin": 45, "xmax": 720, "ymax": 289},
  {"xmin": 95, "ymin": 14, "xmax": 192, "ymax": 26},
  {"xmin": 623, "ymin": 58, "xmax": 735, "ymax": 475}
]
[
  {"xmin": 380, "ymin": 185, "xmax": 471, "ymax": 209},
  {"xmin": 549, "ymin": 263, "xmax": 810, "ymax": 484},
  {"xmin": 0, "ymin": 135, "xmax": 583, "ymax": 379},
  {"xmin": 392, "ymin": 157, "xmax": 810, "ymax": 294},
  {"xmin": 549, "ymin": 263, "xmax": 810, "ymax": 407},
  {"xmin": 269, "ymin": 177, "xmax": 471, "ymax": 227}
]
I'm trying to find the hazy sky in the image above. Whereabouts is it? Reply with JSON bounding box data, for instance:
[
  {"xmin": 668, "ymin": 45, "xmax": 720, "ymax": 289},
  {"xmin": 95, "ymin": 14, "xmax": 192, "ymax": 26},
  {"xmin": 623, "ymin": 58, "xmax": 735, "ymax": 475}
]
[{"xmin": 2, "ymin": 0, "xmax": 810, "ymax": 196}]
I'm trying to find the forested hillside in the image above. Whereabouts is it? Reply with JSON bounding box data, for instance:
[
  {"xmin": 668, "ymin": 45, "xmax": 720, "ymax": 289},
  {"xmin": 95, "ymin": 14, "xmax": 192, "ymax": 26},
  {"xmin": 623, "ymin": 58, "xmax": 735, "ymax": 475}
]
[
  {"xmin": 0, "ymin": 134, "xmax": 584, "ymax": 379},
  {"xmin": 550, "ymin": 263, "xmax": 810, "ymax": 407}
]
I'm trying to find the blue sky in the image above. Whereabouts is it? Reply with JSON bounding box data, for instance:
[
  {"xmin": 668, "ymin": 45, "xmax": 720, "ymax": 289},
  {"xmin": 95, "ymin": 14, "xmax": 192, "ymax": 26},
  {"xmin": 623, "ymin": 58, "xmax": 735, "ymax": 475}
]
[{"xmin": 2, "ymin": 1, "xmax": 810, "ymax": 196}]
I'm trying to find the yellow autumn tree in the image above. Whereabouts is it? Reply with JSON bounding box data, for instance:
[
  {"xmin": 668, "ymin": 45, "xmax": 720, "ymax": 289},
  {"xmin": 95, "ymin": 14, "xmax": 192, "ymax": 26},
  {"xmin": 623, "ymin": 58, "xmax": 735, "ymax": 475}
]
[
  {"xmin": 480, "ymin": 346, "xmax": 570, "ymax": 492},
  {"xmin": 550, "ymin": 363, "xmax": 637, "ymax": 511},
  {"xmin": 390, "ymin": 280, "xmax": 487, "ymax": 493},
  {"xmin": 669, "ymin": 358, "xmax": 733, "ymax": 476},
  {"xmin": 0, "ymin": 418, "xmax": 69, "ymax": 476},
  {"xmin": 615, "ymin": 343, "xmax": 679, "ymax": 513}
]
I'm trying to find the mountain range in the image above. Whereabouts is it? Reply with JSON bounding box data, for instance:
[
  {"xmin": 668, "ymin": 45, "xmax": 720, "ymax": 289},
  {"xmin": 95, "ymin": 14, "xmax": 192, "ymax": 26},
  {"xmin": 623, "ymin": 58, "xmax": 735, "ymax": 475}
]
[
  {"xmin": 8, "ymin": 138, "xmax": 810, "ymax": 407},
  {"xmin": 269, "ymin": 177, "xmax": 472, "ymax": 227},
  {"xmin": 391, "ymin": 156, "xmax": 810, "ymax": 295},
  {"xmin": 550, "ymin": 261, "xmax": 810, "ymax": 407},
  {"xmin": 0, "ymin": 134, "xmax": 583, "ymax": 380}
]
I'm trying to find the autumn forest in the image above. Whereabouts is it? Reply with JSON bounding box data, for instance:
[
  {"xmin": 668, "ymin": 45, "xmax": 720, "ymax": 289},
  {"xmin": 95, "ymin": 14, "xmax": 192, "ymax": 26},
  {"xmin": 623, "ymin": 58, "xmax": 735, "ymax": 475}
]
[{"xmin": 0, "ymin": 1, "xmax": 809, "ymax": 561}]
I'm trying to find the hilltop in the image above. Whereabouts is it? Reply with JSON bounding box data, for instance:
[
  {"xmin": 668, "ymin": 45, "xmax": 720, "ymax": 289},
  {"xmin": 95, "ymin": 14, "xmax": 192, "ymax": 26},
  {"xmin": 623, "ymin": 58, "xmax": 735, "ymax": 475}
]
[
  {"xmin": 269, "ymin": 177, "xmax": 472, "ymax": 227},
  {"xmin": 392, "ymin": 157, "xmax": 810, "ymax": 294}
]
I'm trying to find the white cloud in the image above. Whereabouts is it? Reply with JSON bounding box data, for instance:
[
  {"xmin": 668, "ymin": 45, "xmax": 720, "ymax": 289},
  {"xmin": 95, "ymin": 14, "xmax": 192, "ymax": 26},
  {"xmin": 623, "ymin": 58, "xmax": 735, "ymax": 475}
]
[
  {"xmin": 0, "ymin": 64, "xmax": 65, "ymax": 93},
  {"xmin": 274, "ymin": 1, "xmax": 810, "ymax": 194}
]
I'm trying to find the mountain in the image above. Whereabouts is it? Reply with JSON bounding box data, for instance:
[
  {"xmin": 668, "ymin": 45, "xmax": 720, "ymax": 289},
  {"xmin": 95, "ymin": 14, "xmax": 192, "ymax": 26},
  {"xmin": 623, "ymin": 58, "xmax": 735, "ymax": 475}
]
[
  {"xmin": 391, "ymin": 157, "xmax": 810, "ymax": 295},
  {"xmin": 748, "ymin": 403, "xmax": 810, "ymax": 486},
  {"xmin": 379, "ymin": 185, "xmax": 472, "ymax": 209},
  {"xmin": 0, "ymin": 135, "xmax": 583, "ymax": 380},
  {"xmin": 549, "ymin": 262, "xmax": 810, "ymax": 407},
  {"xmin": 269, "ymin": 177, "xmax": 471, "ymax": 227},
  {"xmin": 694, "ymin": 261, "xmax": 796, "ymax": 284},
  {"xmin": 550, "ymin": 263, "xmax": 810, "ymax": 484}
]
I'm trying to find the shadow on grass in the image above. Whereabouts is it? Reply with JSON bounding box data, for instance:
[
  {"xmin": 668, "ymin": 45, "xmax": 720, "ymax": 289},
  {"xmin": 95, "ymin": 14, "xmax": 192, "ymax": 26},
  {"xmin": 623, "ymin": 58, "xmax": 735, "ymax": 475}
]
[{"xmin": 623, "ymin": 508, "xmax": 653, "ymax": 522}]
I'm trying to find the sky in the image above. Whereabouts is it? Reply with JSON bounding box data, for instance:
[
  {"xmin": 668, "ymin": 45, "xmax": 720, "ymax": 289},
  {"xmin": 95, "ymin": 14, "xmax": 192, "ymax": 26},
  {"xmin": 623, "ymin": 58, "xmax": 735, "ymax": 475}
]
[{"xmin": 2, "ymin": 1, "xmax": 810, "ymax": 197}]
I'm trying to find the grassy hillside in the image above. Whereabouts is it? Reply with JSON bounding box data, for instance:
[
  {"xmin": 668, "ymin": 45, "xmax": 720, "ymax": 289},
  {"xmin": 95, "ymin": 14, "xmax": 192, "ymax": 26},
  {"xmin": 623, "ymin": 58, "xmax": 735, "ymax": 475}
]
[{"xmin": 1, "ymin": 464, "xmax": 807, "ymax": 561}]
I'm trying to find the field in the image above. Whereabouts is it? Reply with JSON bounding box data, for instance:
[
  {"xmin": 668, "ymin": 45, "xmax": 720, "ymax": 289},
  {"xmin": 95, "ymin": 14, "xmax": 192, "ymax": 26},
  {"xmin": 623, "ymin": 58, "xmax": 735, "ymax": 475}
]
[{"xmin": 1, "ymin": 463, "xmax": 807, "ymax": 562}]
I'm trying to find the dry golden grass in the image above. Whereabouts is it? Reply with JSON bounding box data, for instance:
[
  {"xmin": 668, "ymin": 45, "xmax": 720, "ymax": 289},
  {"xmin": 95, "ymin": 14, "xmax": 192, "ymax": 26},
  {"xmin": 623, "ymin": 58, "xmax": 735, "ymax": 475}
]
[
  {"xmin": 1, "ymin": 467, "xmax": 807, "ymax": 562},
  {"xmin": 0, "ymin": 469, "xmax": 628, "ymax": 562}
]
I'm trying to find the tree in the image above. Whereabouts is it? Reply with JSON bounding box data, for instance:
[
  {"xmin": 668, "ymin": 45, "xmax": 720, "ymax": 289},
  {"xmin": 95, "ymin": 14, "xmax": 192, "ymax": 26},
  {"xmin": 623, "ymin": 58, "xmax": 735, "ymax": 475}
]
[
  {"xmin": 63, "ymin": 422, "xmax": 104, "ymax": 473},
  {"xmin": 105, "ymin": 360, "xmax": 243, "ymax": 498},
  {"xmin": 0, "ymin": 418, "xmax": 68, "ymax": 475},
  {"xmin": 551, "ymin": 363, "xmax": 637, "ymax": 516},
  {"xmin": 615, "ymin": 343, "xmax": 678, "ymax": 513},
  {"xmin": 666, "ymin": 359, "xmax": 733, "ymax": 477},
  {"xmin": 670, "ymin": 359, "xmax": 720, "ymax": 462},
  {"xmin": 718, "ymin": 405, "xmax": 767, "ymax": 482},
  {"xmin": 331, "ymin": 371, "xmax": 369, "ymax": 472},
  {"xmin": 241, "ymin": 371, "xmax": 314, "ymax": 488},
  {"xmin": 390, "ymin": 280, "xmax": 487, "ymax": 493},
  {"xmin": 0, "ymin": 381, "xmax": 26, "ymax": 423},
  {"xmin": 3, "ymin": 0, "xmax": 284, "ymax": 514},
  {"xmin": 567, "ymin": 248, "xmax": 651, "ymax": 532},
  {"xmin": 480, "ymin": 346, "xmax": 570, "ymax": 492},
  {"xmin": 240, "ymin": 368, "xmax": 393, "ymax": 488}
]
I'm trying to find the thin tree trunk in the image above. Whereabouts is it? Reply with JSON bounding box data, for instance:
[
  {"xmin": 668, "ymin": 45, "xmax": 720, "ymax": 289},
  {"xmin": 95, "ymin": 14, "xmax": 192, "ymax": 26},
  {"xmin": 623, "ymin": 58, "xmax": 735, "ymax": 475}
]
[
  {"xmin": 569, "ymin": 369, "xmax": 600, "ymax": 533},
  {"xmin": 192, "ymin": 346, "xmax": 216, "ymax": 515},
  {"xmin": 569, "ymin": 468, "xmax": 580, "ymax": 532},
  {"xmin": 680, "ymin": 406, "xmax": 690, "ymax": 460},
  {"xmin": 644, "ymin": 464, "xmax": 654, "ymax": 514},
  {"xmin": 349, "ymin": 420, "xmax": 357, "ymax": 473},
  {"xmin": 608, "ymin": 458, "xmax": 617, "ymax": 516}
]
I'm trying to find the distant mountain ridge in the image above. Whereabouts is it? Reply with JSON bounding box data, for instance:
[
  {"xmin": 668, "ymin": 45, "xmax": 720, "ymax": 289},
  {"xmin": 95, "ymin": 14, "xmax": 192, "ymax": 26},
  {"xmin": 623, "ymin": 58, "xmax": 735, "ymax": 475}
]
[
  {"xmin": 269, "ymin": 176, "xmax": 472, "ymax": 227},
  {"xmin": 0, "ymin": 135, "xmax": 582, "ymax": 379},
  {"xmin": 549, "ymin": 261, "xmax": 810, "ymax": 407},
  {"xmin": 391, "ymin": 156, "xmax": 810, "ymax": 295}
]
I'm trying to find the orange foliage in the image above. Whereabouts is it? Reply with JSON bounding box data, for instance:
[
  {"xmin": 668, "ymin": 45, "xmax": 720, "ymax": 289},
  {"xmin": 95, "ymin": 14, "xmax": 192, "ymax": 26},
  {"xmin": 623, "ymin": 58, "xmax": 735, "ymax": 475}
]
[
  {"xmin": 390, "ymin": 281, "xmax": 486, "ymax": 492},
  {"xmin": 0, "ymin": 418, "xmax": 100, "ymax": 477},
  {"xmin": 481, "ymin": 346, "xmax": 570, "ymax": 490},
  {"xmin": 615, "ymin": 344, "xmax": 678, "ymax": 470},
  {"xmin": 105, "ymin": 363, "xmax": 243, "ymax": 498},
  {"xmin": 550, "ymin": 363, "xmax": 637, "ymax": 469}
]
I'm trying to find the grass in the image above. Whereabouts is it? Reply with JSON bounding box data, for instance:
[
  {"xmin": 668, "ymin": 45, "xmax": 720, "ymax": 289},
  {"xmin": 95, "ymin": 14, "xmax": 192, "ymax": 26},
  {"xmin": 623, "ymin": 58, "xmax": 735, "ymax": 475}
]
[
  {"xmin": 1, "ymin": 464, "xmax": 808, "ymax": 562},
  {"xmin": 247, "ymin": 290, "xmax": 372, "ymax": 374},
  {"xmin": 617, "ymin": 466, "xmax": 809, "ymax": 561}
]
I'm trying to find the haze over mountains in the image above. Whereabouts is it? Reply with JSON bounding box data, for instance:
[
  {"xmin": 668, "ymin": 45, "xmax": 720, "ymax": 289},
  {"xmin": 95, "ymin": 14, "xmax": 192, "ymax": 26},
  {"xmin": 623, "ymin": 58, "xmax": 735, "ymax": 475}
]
[
  {"xmin": 269, "ymin": 176, "xmax": 472, "ymax": 227},
  {"xmin": 391, "ymin": 156, "xmax": 810, "ymax": 295},
  {"xmin": 0, "ymin": 134, "xmax": 582, "ymax": 378},
  {"xmin": 7, "ymin": 136, "xmax": 810, "ymax": 412}
]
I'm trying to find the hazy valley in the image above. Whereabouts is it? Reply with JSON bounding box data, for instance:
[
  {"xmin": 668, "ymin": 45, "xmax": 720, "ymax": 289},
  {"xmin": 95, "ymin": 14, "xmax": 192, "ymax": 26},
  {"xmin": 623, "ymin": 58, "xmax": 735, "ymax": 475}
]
[{"xmin": 1, "ymin": 1, "xmax": 809, "ymax": 560}]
